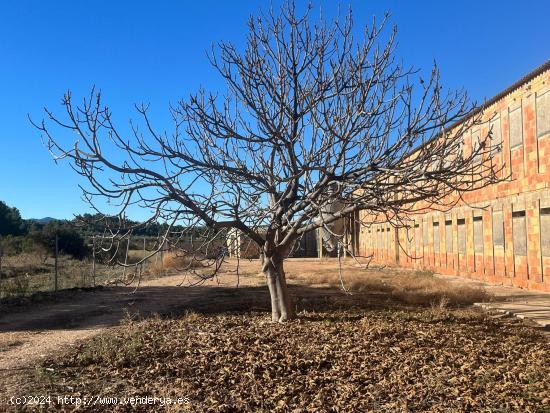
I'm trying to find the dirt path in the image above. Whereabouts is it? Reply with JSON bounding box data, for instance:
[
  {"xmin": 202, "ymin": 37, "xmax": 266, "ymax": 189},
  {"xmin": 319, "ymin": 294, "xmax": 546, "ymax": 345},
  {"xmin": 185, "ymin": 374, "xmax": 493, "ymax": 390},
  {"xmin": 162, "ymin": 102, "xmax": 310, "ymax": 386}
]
[{"xmin": 0, "ymin": 267, "xmax": 265, "ymax": 396}]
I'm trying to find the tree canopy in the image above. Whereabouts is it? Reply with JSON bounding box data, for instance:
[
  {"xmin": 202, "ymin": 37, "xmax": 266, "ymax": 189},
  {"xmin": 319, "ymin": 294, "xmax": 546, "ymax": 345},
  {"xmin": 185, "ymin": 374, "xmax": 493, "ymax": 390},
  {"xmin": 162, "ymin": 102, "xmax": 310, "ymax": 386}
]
[
  {"xmin": 33, "ymin": 2, "xmax": 502, "ymax": 321},
  {"xmin": 0, "ymin": 201, "xmax": 26, "ymax": 236}
]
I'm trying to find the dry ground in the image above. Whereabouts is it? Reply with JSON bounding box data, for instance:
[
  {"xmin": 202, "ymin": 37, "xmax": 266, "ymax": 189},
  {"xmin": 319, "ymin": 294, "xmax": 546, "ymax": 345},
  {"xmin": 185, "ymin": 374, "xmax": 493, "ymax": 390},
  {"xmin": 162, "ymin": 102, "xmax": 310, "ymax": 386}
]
[
  {"xmin": 0, "ymin": 250, "xmax": 164, "ymax": 300},
  {"xmin": 0, "ymin": 259, "xmax": 549, "ymax": 412}
]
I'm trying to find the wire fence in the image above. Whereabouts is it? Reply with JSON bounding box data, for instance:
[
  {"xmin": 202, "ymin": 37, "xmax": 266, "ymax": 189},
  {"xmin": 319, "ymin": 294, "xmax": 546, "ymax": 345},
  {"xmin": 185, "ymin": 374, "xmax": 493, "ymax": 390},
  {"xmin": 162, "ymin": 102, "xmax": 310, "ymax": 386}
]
[{"xmin": 0, "ymin": 234, "xmax": 167, "ymax": 301}]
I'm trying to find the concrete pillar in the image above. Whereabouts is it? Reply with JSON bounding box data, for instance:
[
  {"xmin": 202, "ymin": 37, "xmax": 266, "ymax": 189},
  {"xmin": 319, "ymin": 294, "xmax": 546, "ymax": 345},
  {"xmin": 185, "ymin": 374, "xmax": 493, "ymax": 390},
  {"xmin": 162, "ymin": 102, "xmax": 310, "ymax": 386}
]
[
  {"xmin": 452, "ymin": 212, "xmax": 460, "ymax": 276},
  {"xmin": 483, "ymin": 206, "xmax": 494, "ymax": 278},
  {"xmin": 466, "ymin": 209, "xmax": 475, "ymax": 274},
  {"xmin": 527, "ymin": 200, "xmax": 543, "ymax": 283},
  {"xmin": 504, "ymin": 201, "xmax": 515, "ymax": 280}
]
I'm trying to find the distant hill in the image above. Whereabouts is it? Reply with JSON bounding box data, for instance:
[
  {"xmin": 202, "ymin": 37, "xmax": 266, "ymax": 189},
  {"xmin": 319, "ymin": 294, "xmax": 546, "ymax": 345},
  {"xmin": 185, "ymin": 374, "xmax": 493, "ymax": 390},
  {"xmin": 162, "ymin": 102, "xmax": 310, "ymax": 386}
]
[{"xmin": 29, "ymin": 217, "xmax": 57, "ymax": 224}]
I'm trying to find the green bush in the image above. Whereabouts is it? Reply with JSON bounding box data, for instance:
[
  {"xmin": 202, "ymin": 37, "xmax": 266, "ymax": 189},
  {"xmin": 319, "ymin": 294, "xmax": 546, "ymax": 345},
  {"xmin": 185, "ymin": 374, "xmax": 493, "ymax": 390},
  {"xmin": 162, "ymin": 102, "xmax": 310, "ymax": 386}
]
[
  {"xmin": 0, "ymin": 235, "xmax": 40, "ymax": 255},
  {"xmin": 31, "ymin": 222, "xmax": 90, "ymax": 260},
  {"xmin": 0, "ymin": 201, "xmax": 27, "ymax": 236}
]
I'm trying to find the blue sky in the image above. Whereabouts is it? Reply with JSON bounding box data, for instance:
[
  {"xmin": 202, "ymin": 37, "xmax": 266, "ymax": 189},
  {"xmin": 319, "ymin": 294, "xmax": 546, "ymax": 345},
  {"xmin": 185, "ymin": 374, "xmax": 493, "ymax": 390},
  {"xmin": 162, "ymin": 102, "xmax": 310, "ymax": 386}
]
[{"xmin": 0, "ymin": 0, "xmax": 548, "ymax": 220}]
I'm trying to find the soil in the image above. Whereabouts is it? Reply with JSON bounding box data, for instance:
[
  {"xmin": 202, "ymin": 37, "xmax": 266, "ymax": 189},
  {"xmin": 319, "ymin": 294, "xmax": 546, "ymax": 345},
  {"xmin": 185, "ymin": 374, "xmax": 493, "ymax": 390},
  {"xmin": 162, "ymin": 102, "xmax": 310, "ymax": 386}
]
[
  {"xmin": 1, "ymin": 258, "xmax": 548, "ymax": 408},
  {"xmin": 0, "ymin": 259, "xmax": 266, "ymax": 397}
]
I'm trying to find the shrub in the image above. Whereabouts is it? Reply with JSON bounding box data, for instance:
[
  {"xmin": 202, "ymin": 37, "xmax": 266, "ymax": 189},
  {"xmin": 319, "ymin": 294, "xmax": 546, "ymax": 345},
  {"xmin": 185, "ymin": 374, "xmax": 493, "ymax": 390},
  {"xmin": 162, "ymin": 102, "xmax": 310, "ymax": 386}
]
[
  {"xmin": 0, "ymin": 274, "xmax": 30, "ymax": 299},
  {"xmin": 149, "ymin": 252, "xmax": 204, "ymax": 274},
  {"xmin": 288, "ymin": 266, "xmax": 491, "ymax": 307},
  {"xmin": 1, "ymin": 235, "xmax": 42, "ymax": 255},
  {"xmin": 31, "ymin": 222, "xmax": 90, "ymax": 260}
]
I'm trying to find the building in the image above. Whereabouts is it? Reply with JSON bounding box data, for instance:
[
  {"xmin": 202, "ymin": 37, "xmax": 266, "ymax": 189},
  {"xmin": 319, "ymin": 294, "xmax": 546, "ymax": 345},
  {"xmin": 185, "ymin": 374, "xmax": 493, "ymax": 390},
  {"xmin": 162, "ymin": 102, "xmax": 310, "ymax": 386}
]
[
  {"xmin": 226, "ymin": 228, "xmax": 318, "ymax": 259},
  {"xmin": 226, "ymin": 228, "xmax": 263, "ymax": 259},
  {"xmin": 353, "ymin": 61, "xmax": 550, "ymax": 292}
]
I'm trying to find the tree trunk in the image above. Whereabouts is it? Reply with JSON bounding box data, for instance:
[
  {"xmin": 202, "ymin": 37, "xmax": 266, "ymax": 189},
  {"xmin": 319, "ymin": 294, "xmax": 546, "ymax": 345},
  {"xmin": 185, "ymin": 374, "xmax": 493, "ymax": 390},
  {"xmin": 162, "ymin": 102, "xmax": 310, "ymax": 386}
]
[{"xmin": 262, "ymin": 254, "xmax": 295, "ymax": 322}]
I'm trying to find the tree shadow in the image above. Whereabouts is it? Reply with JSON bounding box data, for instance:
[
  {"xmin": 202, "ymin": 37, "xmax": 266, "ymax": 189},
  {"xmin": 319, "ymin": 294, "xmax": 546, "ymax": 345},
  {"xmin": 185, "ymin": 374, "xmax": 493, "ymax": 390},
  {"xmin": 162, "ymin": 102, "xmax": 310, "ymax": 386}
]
[{"xmin": 0, "ymin": 283, "xmax": 407, "ymax": 333}]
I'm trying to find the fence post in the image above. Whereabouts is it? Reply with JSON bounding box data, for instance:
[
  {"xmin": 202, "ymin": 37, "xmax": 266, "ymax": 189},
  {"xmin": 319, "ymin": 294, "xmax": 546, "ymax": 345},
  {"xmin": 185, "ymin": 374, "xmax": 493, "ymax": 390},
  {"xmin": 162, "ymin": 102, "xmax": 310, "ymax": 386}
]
[
  {"xmin": 155, "ymin": 249, "xmax": 159, "ymax": 267},
  {"xmin": 92, "ymin": 236, "xmax": 96, "ymax": 287},
  {"xmin": 160, "ymin": 247, "xmax": 164, "ymax": 275},
  {"xmin": 0, "ymin": 234, "xmax": 3, "ymax": 280},
  {"xmin": 54, "ymin": 233, "xmax": 59, "ymax": 292},
  {"xmin": 122, "ymin": 235, "xmax": 130, "ymax": 280}
]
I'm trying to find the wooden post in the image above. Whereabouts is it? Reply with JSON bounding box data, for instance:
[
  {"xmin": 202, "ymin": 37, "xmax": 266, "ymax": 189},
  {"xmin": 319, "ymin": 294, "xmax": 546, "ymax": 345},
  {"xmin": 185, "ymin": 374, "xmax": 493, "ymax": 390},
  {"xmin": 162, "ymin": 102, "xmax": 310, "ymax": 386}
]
[
  {"xmin": 160, "ymin": 247, "xmax": 164, "ymax": 275},
  {"xmin": 54, "ymin": 233, "xmax": 59, "ymax": 292},
  {"xmin": 122, "ymin": 236, "xmax": 130, "ymax": 280},
  {"xmin": 0, "ymin": 234, "xmax": 3, "ymax": 280},
  {"xmin": 92, "ymin": 236, "xmax": 96, "ymax": 287}
]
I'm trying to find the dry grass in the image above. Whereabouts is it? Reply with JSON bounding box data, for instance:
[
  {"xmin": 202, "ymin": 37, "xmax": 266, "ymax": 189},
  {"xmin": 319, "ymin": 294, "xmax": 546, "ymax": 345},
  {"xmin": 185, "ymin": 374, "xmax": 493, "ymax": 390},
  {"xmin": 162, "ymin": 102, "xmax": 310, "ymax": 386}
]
[
  {"xmin": 0, "ymin": 255, "xmax": 491, "ymax": 308},
  {"xmin": 1, "ymin": 252, "xmax": 49, "ymax": 278},
  {"xmin": 0, "ymin": 254, "xmax": 91, "ymax": 299},
  {"xmin": 285, "ymin": 263, "xmax": 491, "ymax": 307},
  {"xmin": 0, "ymin": 247, "xmax": 207, "ymax": 300},
  {"xmin": 149, "ymin": 252, "xmax": 204, "ymax": 274},
  {"xmin": 0, "ymin": 251, "xmax": 160, "ymax": 300},
  {"xmin": 390, "ymin": 272, "xmax": 490, "ymax": 306}
]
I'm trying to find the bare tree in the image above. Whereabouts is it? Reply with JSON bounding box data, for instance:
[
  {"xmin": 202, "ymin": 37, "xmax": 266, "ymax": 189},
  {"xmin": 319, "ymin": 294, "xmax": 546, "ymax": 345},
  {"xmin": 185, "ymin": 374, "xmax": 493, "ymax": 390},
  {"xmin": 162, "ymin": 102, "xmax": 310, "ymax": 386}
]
[{"xmin": 32, "ymin": 2, "xmax": 502, "ymax": 322}]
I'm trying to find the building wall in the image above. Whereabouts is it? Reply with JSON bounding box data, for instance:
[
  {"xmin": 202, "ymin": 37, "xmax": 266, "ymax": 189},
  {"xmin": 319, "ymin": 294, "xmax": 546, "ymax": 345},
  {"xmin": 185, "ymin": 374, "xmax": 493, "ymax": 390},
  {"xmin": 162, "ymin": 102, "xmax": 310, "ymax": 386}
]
[
  {"xmin": 226, "ymin": 229, "xmax": 262, "ymax": 259},
  {"xmin": 357, "ymin": 64, "xmax": 550, "ymax": 292},
  {"xmin": 226, "ymin": 228, "xmax": 318, "ymax": 259}
]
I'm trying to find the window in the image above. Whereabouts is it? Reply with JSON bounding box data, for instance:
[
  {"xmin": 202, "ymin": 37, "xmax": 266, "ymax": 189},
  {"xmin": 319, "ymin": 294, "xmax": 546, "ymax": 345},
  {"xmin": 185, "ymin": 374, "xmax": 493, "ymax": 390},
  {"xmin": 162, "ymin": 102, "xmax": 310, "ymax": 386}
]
[
  {"xmin": 445, "ymin": 219, "xmax": 454, "ymax": 253},
  {"xmin": 512, "ymin": 210, "xmax": 527, "ymax": 256},
  {"xmin": 540, "ymin": 207, "xmax": 550, "ymax": 257},
  {"xmin": 457, "ymin": 218, "xmax": 466, "ymax": 254},
  {"xmin": 433, "ymin": 222, "xmax": 440, "ymax": 252},
  {"xmin": 473, "ymin": 216, "xmax": 483, "ymax": 253},
  {"xmin": 509, "ymin": 107, "xmax": 523, "ymax": 148},
  {"xmin": 492, "ymin": 210, "xmax": 504, "ymax": 247},
  {"xmin": 536, "ymin": 91, "xmax": 550, "ymax": 138},
  {"xmin": 490, "ymin": 117, "xmax": 502, "ymax": 153}
]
